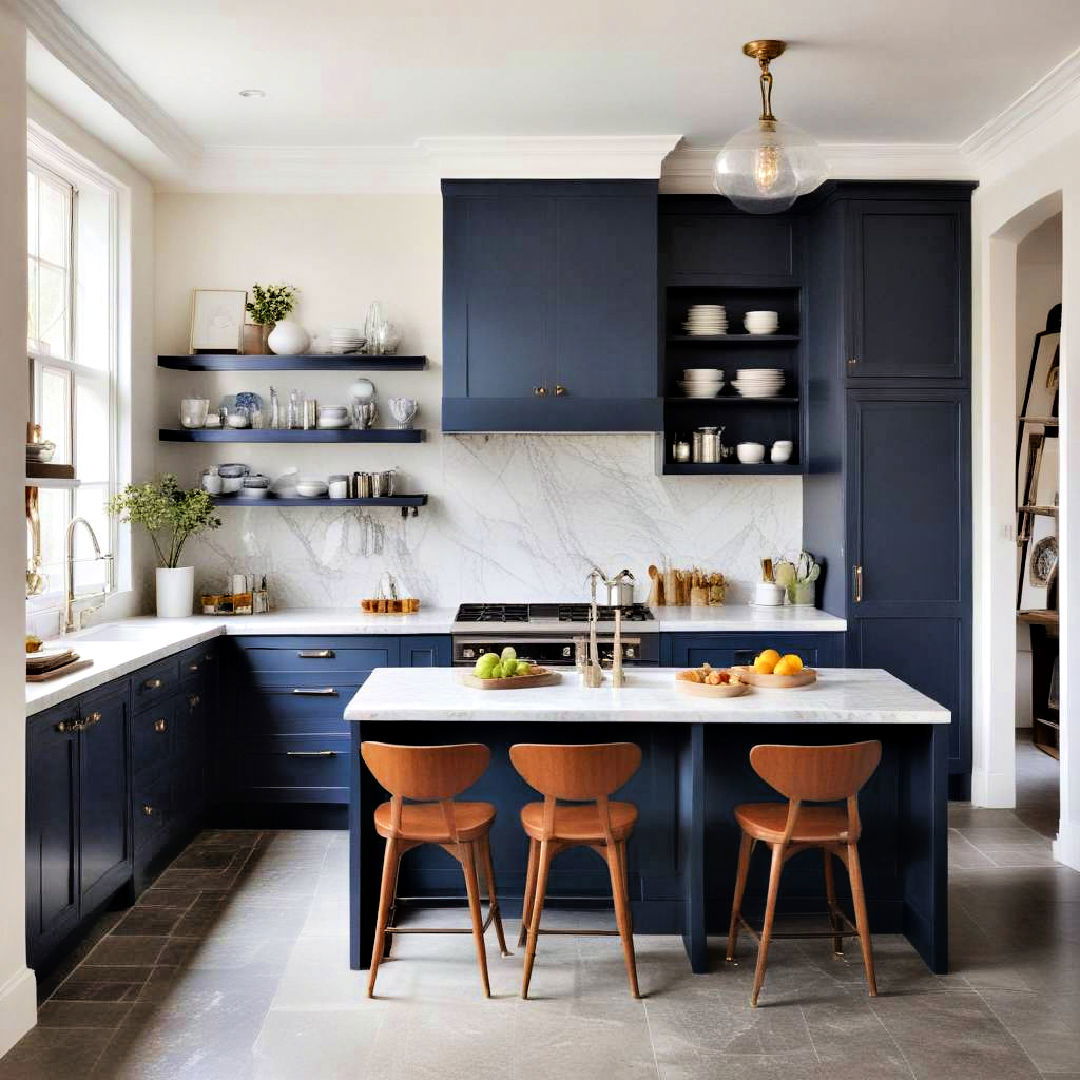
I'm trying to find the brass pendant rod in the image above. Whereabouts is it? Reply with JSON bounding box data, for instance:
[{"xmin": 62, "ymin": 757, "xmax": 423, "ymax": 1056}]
[{"xmin": 758, "ymin": 65, "xmax": 776, "ymax": 122}]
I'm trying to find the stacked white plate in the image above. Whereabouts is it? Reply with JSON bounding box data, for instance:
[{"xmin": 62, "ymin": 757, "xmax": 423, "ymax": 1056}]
[
  {"xmin": 684, "ymin": 304, "xmax": 728, "ymax": 336},
  {"xmin": 732, "ymin": 368, "xmax": 785, "ymax": 398},
  {"xmin": 678, "ymin": 367, "xmax": 725, "ymax": 398},
  {"xmin": 328, "ymin": 327, "xmax": 365, "ymax": 354}
]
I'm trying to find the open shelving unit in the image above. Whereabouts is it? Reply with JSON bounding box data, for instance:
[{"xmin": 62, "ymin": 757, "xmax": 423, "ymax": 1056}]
[
  {"xmin": 159, "ymin": 428, "xmax": 424, "ymax": 443},
  {"xmin": 158, "ymin": 353, "xmax": 427, "ymax": 371},
  {"xmin": 212, "ymin": 494, "xmax": 428, "ymax": 518}
]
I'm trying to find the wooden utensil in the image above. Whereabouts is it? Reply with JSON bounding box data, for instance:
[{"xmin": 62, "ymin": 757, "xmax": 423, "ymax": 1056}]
[
  {"xmin": 730, "ymin": 666, "xmax": 817, "ymax": 689},
  {"xmin": 459, "ymin": 669, "xmax": 562, "ymax": 690},
  {"xmin": 647, "ymin": 564, "xmax": 663, "ymax": 607},
  {"xmin": 27, "ymin": 658, "xmax": 94, "ymax": 682}
]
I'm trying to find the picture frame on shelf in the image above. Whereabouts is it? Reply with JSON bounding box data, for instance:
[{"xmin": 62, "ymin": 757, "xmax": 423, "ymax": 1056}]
[
  {"xmin": 1019, "ymin": 430, "xmax": 1044, "ymax": 509},
  {"xmin": 1020, "ymin": 328, "xmax": 1060, "ymax": 420},
  {"xmin": 190, "ymin": 289, "xmax": 247, "ymax": 354},
  {"xmin": 1018, "ymin": 514, "xmax": 1057, "ymax": 612}
]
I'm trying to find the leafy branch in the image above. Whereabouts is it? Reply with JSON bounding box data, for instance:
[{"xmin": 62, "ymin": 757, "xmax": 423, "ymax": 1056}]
[
  {"xmin": 107, "ymin": 475, "xmax": 221, "ymax": 568},
  {"xmin": 246, "ymin": 283, "xmax": 297, "ymax": 325}
]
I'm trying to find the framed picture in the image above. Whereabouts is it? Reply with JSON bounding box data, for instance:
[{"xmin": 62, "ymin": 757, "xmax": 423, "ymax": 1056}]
[
  {"xmin": 189, "ymin": 289, "xmax": 246, "ymax": 353},
  {"xmin": 1020, "ymin": 329, "xmax": 1059, "ymax": 421},
  {"xmin": 1019, "ymin": 430, "xmax": 1044, "ymax": 509},
  {"xmin": 1018, "ymin": 513, "xmax": 1057, "ymax": 611}
]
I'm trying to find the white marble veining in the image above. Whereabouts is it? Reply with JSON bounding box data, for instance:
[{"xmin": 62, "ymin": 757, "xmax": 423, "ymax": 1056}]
[
  {"xmin": 181, "ymin": 435, "xmax": 802, "ymax": 608},
  {"xmin": 346, "ymin": 667, "xmax": 950, "ymax": 725},
  {"xmin": 656, "ymin": 605, "xmax": 845, "ymax": 633}
]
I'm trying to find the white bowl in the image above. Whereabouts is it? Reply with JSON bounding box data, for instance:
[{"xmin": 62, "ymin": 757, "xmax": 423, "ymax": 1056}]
[
  {"xmin": 295, "ymin": 480, "xmax": 328, "ymax": 498},
  {"xmin": 736, "ymin": 442, "xmax": 766, "ymax": 464},
  {"xmin": 318, "ymin": 406, "xmax": 349, "ymax": 418},
  {"xmin": 682, "ymin": 368, "xmax": 725, "ymax": 380}
]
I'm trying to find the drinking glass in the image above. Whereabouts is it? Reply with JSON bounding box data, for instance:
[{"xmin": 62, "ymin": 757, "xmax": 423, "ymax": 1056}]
[{"xmin": 179, "ymin": 399, "xmax": 210, "ymax": 428}]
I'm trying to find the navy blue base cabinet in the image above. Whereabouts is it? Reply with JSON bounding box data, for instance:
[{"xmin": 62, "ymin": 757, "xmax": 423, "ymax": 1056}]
[{"xmin": 661, "ymin": 631, "xmax": 845, "ymax": 670}]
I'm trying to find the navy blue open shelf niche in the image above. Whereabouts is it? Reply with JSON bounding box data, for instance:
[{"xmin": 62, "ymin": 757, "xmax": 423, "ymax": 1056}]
[
  {"xmin": 158, "ymin": 354, "xmax": 427, "ymax": 371},
  {"xmin": 159, "ymin": 428, "xmax": 424, "ymax": 443}
]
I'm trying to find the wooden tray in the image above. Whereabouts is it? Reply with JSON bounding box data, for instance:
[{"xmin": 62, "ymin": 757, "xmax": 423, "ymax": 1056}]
[
  {"xmin": 460, "ymin": 669, "xmax": 561, "ymax": 691},
  {"xmin": 730, "ymin": 665, "xmax": 817, "ymax": 689},
  {"xmin": 676, "ymin": 677, "xmax": 750, "ymax": 699},
  {"xmin": 27, "ymin": 658, "xmax": 94, "ymax": 682}
]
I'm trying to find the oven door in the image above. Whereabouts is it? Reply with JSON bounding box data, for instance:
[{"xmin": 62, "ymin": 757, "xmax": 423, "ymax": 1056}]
[{"xmin": 451, "ymin": 635, "xmax": 658, "ymax": 668}]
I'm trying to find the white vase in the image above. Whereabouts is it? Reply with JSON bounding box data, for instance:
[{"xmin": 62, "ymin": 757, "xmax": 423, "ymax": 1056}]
[
  {"xmin": 267, "ymin": 320, "xmax": 310, "ymax": 355},
  {"xmin": 156, "ymin": 566, "xmax": 195, "ymax": 618}
]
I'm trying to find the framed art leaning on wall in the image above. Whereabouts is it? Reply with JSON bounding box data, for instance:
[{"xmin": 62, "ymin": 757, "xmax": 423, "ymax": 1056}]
[{"xmin": 189, "ymin": 289, "xmax": 246, "ymax": 353}]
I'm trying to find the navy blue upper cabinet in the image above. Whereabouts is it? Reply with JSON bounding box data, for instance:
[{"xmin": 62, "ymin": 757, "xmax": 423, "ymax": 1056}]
[
  {"xmin": 846, "ymin": 196, "xmax": 970, "ymax": 382},
  {"xmin": 442, "ymin": 180, "xmax": 661, "ymax": 432}
]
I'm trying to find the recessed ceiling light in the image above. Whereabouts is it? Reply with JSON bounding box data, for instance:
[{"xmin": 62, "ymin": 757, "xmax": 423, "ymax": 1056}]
[{"xmin": 238, "ymin": 89, "xmax": 266, "ymax": 99}]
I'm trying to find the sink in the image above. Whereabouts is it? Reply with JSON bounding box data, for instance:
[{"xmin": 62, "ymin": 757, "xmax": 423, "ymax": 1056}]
[{"xmin": 71, "ymin": 624, "xmax": 169, "ymax": 642}]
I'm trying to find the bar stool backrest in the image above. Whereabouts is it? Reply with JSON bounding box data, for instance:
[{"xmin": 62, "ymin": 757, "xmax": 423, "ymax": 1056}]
[
  {"xmin": 509, "ymin": 742, "xmax": 642, "ymax": 801},
  {"xmin": 749, "ymin": 741, "xmax": 882, "ymax": 843}
]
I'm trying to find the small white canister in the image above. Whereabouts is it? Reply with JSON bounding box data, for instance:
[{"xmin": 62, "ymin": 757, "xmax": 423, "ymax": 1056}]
[{"xmin": 753, "ymin": 582, "xmax": 786, "ymax": 606}]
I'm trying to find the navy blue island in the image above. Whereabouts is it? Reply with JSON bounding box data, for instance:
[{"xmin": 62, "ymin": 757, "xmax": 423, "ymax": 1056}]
[{"xmin": 345, "ymin": 667, "xmax": 950, "ymax": 976}]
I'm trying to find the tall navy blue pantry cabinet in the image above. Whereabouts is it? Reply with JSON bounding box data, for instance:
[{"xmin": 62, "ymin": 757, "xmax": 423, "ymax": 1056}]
[
  {"xmin": 442, "ymin": 180, "xmax": 661, "ymax": 432},
  {"xmin": 803, "ymin": 182, "xmax": 975, "ymax": 795}
]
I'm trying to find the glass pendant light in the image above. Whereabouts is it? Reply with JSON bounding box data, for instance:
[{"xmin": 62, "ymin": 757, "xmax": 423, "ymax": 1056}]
[{"xmin": 713, "ymin": 40, "xmax": 827, "ymax": 214}]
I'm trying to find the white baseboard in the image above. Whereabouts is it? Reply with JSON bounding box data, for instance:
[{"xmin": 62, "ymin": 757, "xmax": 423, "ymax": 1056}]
[
  {"xmin": 0, "ymin": 966, "xmax": 36, "ymax": 1057},
  {"xmin": 1053, "ymin": 822, "xmax": 1080, "ymax": 871},
  {"xmin": 969, "ymin": 767, "xmax": 1017, "ymax": 808}
]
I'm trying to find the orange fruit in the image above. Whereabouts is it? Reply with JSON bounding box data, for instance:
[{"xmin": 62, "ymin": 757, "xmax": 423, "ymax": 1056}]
[
  {"xmin": 780, "ymin": 653, "xmax": 804, "ymax": 671},
  {"xmin": 753, "ymin": 654, "xmax": 777, "ymax": 675},
  {"xmin": 773, "ymin": 657, "xmax": 796, "ymax": 676},
  {"xmin": 757, "ymin": 649, "xmax": 780, "ymax": 666}
]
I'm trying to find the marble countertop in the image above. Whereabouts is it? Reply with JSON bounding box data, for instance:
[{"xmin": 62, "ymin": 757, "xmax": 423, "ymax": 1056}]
[
  {"xmin": 345, "ymin": 668, "xmax": 949, "ymax": 725},
  {"xmin": 655, "ymin": 606, "xmax": 846, "ymax": 632}
]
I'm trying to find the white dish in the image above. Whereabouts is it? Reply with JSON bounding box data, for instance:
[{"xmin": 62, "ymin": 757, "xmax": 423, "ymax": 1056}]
[
  {"xmin": 316, "ymin": 418, "xmax": 352, "ymax": 429},
  {"xmin": 683, "ymin": 368, "xmax": 725, "ymax": 378},
  {"xmin": 295, "ymin": 481, "xmax": 329, "ymax": 498}
]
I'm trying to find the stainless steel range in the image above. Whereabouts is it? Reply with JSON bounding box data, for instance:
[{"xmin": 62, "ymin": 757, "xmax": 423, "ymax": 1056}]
[{"xmin": 451, "ymin": 602, "xmax": 659, "ymax": 668}]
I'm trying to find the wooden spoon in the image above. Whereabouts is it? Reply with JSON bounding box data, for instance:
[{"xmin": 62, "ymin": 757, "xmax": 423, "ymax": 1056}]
[{"xmin": 647, "ymin": 564, "xmax": 663, "ymax": 607}]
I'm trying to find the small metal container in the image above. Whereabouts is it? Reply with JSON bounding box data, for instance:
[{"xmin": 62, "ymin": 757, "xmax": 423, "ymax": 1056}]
[{"xmin": 355, "ymin": 471, "xmax": 373, "ymax": 498}]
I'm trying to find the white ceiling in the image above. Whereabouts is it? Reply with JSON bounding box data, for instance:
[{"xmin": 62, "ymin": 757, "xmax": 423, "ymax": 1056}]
[{"xmin": 42, "ymin": 0, "xmax": 1080, "ymax": 149}]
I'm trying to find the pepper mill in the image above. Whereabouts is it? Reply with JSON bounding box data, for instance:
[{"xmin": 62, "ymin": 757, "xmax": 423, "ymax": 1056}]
[{"xmin": 610, "ymin": 609, "xmax": 625, "ymax": 688}]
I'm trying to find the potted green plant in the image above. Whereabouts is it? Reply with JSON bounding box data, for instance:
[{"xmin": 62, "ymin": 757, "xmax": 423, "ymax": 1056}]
[
  {"xmin": 107, "ymin": 475, "xmax": 221, "ymax": 617},
  {"xmin": 244, "ymin": 283, "xmax": 300, "ymax": 354}
]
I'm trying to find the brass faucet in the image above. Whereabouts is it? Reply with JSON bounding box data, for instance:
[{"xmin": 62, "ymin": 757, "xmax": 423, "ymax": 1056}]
[{"xmin": 63, "ymin": 518, "xmax": 113, "ymax": 634}]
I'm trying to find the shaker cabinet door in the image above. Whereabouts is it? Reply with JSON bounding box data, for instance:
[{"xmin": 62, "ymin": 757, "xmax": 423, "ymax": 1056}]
[{"xmin": 848, "ymin": 202, "xmax": 968, "ymax": 381}]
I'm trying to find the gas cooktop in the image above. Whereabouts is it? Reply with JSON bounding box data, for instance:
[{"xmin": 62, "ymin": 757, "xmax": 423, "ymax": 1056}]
[{"xmin": 452, "ymin": 602, "xmax": 657, "ymax": 632}]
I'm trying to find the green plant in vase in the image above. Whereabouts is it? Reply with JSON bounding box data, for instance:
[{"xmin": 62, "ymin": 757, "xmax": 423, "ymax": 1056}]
[
  {"xmin": 107, "ymin": 475, "xmax": 221, "ymax": 617},
  {"xmin": 244, "ymin": 283, "xmax": 297, "ymax": 354}
]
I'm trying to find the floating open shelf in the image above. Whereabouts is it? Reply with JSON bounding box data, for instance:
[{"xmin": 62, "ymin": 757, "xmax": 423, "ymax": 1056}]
[
  {"xmin": 158, "ymin": 354, "xmax": 427, "ymax": 371},
  {"xmin": 668, "ymin": 335, "xmax": 800, "ymax": 344},
  {"xmin": 159, "ymin": 428, "xmax": 424, "ymax": 443},
  {"xmin": 213, "ymin": 494, "xmax": 428, "ymax": 517},
  {"xmin": 664, "ymin": 396, "xmax": 799, "ymax": 405},
  {"xmin": 662, "ymin": 462, "xmax": 802, "ymax": 476}
]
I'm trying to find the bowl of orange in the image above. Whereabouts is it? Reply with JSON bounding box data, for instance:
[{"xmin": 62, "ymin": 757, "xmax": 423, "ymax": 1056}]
[{"xmin": 731, "ymin": 649, "xmax": 816, "ymax": 689}]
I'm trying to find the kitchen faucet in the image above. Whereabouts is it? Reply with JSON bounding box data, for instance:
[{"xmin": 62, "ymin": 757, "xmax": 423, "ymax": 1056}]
[{"xmin": 63, "ymin": 518, "xmax": 113, "ymax": 634}]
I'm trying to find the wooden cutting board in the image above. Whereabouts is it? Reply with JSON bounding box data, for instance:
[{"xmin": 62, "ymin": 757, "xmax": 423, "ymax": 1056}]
[
  {"xmin": 730, "ymin": 665, "xmax": 817, "ymax": 689},
  {"xmin": 459, "ymin": 669, "xmax": 562, "ymax": 691},
  {"xmin": 27, "ymin": 658, "xmax": 94, "ymax": 682}
]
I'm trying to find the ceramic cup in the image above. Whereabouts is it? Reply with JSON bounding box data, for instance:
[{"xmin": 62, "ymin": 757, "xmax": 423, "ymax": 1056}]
[
  {"xmin": 744, "ymin": 310, "xmax": 779, "ymax": 335},
  {"xmin": 736, "ymin": 441, "xmax": 766, "ymax": 464},
  {"xmin": 754, "ymin": 582, "xmax": 785, "ymax": 606},
  {"xmin": 771, "ymin": 440, "xmax": 794, "ymax": 464}
]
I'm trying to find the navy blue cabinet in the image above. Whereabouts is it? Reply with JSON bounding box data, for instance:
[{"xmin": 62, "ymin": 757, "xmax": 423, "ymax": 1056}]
[
  {"xmin": 804, "ymin": 182, "xmax": 974, "ymax": 790},
  {"xmin": 442, "ymin": 180, "xmax": 661, "ymax": 432},
  {"xmin": 26, "ymin": 683, "xmax": 131, "ymax": 970},
  {"xmin": 662, "ymin": 632, "xmax": 845, "ymax": 670}
]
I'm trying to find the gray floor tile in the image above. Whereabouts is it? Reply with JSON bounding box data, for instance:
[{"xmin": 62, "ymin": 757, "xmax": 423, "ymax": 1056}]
[
  {"xmin": 977, "ymin": 988, "xmax": 1080, "ymax": 1074},
  {"xmin": 0, "ymin": 1026, "xmax": 114, "ymax": 1080}
]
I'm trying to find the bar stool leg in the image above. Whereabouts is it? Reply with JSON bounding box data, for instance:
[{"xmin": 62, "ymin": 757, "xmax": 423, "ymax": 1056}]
[
  {"xmin": 480, "ymin": 835, "xmax": 511, "ymax": 957},
  {"xmin": 750, "ymin": 843, "xmax": 785, "ymax": 1008},
  {"xmin": 846, "ymin": 843, "xmax": 878, "ymax": 997},
  {"xmin": 519, "ymin": 837, "xmax": 540, "ymax": 948},
  {"xmin": 726, "ymin": 831, "xmax": 754, "ymax": 962},
  {"xmin": 823, "ymin": 848, "xmax": 843, "ymax": 957},
  {"xmin": 607, "ymin": 839, "xmax": 640, "ymax": 998},
  {"xmin": 367, "ymin": 836, "xmax": 401, "ymax": 998},
  {"xmin": 460, "ymin": 841, "xmax": 491, "ymax": 997},
  {"xmin": 521, "ymin": 839, "xmax": 554, "ymax": 999}
]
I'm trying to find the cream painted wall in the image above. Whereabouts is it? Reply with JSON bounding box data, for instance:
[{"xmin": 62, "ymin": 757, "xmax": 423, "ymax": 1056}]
[
  {"xmin": 153, "ymin": 194, "xmax": 804, "ymax": 606},
  {"xmin": 972, "ymin": 135, "xmax": 1078, "ymax": 870},
  {"xmin": 0, "ymin": 10, "xmax": 40, "ymax": 1057}
]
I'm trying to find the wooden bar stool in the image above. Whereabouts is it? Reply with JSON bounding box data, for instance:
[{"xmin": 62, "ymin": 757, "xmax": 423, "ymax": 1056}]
[
  {"xmin": 360, "ymin": 741, "xmax": 510, "ymax": 998},
  {"xmin": 726, "ymin": 740, "xmax": 882, "ymax": 1007},
  {"xmin": 509, "ymin": 742, "xmax": 642, "ymax": 999}
]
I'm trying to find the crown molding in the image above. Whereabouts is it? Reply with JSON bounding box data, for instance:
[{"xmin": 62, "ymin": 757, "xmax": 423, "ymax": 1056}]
[
  {"xmin": 12, "ymin": 0, "xmax": 200, "ymax": 169},
  {"xmin": 661, "ymin": 141, "xmax": 974, "ymax": 193},
  {"xmin": 962, "ymin": 45, "xmax": 1080, "ymax": 172}
]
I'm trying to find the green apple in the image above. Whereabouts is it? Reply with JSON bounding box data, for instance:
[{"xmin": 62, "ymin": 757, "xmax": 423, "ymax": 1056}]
[{"xmin": 500, "ymin": 646, "xmax": 517, "ymax": 663}]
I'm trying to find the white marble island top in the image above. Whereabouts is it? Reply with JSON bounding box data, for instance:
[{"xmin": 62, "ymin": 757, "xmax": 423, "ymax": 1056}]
[{"xmin": 345, "ymin": 668, "xmax": 949, "ymax": 725}]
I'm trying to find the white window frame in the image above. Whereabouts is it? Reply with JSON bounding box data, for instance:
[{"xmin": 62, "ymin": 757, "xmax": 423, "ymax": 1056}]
[{"xmin": 26, "ymin": 128, "xmax": 124, "ymax": 613}]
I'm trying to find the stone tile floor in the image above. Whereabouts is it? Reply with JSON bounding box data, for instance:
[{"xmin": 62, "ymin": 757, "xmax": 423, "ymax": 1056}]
[{"xmin": 2, "ymin": 735, "xmax": 1075, "ymax": 1079}]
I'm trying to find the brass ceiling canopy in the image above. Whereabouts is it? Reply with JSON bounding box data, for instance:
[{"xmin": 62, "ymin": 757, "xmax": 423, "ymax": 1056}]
[{"xmin": 742, "ymin": 39, "xmax": 787, "ymax": 63}]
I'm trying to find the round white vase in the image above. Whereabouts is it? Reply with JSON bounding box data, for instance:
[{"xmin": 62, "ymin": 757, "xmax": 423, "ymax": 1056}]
[
  {"xmin": 267, "ymin": 320, "xmax": 310, "ymax": 355},
  {"xmin": 156, "ymin": 566, "xmax": 195, "ymax": 618}
]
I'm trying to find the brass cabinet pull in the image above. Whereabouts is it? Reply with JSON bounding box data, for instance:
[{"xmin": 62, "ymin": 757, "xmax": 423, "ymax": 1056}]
[
  {"xmin": 153, "ymin": 717, "xmax": 168, "ymax": 733},
  {"xmin": 297, "ymin": 650, "xmax": 334, "ymax": 659},
  {"xmin": 291, "ymin": 687, "xmax": 337, "ymax": 696},
  {"xmin": 142, "ymin": 804, "xmax": 156, "ymax": 817},
  {"xmin": 82, "ymin": 711, "xmax": 102, "ymax": 730},
  {"xmin": 853, "ymin": 564, "xmax": 864, "ymax": 603},
  {"xmin": 187, "ymin": 661, "xmax": 199, "ymax": 672},
  {"xmin": 848, "ymin": 356, "xmax": 860, "ymax": 367},
  {"xmin": 143, "ymin": 677, "xmax": 163, "ymax": 691},
  {"xmin": 189, "ymin": 694, "xmax": 200, "ymax": 709},
  {"xmin": 55, "ymin": 718, "xmax": 78, "ymax": 734},
  {"xmin": 554, "ymin": 385, "xmax": 567, "ymax": 396},
  {"xmin": 533, "ymin": 386, "xmax": 547, "ymax": 397},
  {"xmin": 285, "ymin": 750, "xmax": 336, "ymax": 757}
]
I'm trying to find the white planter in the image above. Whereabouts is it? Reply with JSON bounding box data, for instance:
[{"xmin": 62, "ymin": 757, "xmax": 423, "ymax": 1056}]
[
  {"xmin": 267, "ymin": 320, "xmax": 310, "ymax": 355},
  {"xmin": 156, "ymin": 566, "xmax": 195, "ymax": 618}
]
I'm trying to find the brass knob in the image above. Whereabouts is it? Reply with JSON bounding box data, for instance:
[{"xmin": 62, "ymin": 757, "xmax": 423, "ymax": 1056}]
[
  {"xmin": 143, "ymin": 677, "xmax": 163, "ymax": 690},
  {"xmin": 142, "ymin": 804, "xmax": 155, "ymax": 817},
  {"xmin": 55, "ymin": 719, "xmax": 76, "ymax": 734},
  {"xmin": 154, "ymin": 717, "xmax": 167, "ymax": 733},
  {"xmin": 189, "ymin": 694, "xmax": 200, "ymax": 709},
  {"xmin": 188, "ymin": 662, "xmax": 199, "ymax": 672},
  {"xmin": 84, "ymin": 711, "xmax": 102, "ymax": 728},
  {"xmin": 554, "ymin": 385, "xmax": 567, "ymax": 396},
  {"xmin": 848, "ymin": 357, "xmax": 860, "ymax": 367},
  {"xmin": 533, "ymin": 386, "xmax": 547, "ymax": 397}
]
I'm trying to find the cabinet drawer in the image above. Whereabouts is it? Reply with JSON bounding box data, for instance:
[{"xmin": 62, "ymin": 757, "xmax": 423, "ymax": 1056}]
[
  {"xmin": 133, "ymin": 657, "xmax": 180, "ymax": 707},
  {"xmin": 241, "ymin": 676, "xmax": 360, "ymax": 732},
  {"xmin": 178, "ymin": 641, "xmax": 217, "ymax": 689},
  {"xmin": 132, "ymin": 701, "xmax": 175, "ymax": 777},
  {"xmin": 232, "ymin": 637, "xmax": 399, "ymax": 675},
  {"xmin": 235, "ymin": 734, "xmax": 350, "ymax": 803},
  {"xmin": 132, "ymin": 778, "xmax": 171, "ymax": 853}
]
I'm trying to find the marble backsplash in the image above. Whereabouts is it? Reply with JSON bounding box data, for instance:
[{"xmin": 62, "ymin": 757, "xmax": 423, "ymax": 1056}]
[{"xmin": 187, "ymin": 435, "xmax": 802, "ymax": 609}]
